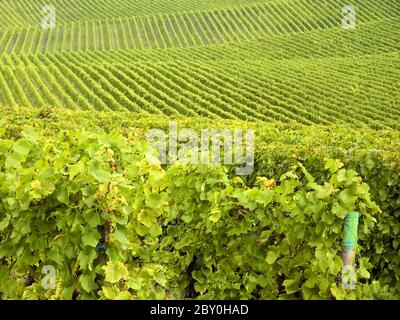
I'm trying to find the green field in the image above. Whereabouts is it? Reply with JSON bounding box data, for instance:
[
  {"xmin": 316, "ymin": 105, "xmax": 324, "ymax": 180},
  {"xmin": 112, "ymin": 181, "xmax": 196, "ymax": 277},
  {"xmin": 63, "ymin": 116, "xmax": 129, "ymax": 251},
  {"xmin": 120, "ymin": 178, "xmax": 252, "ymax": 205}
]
[
  {"xmin": 0, "ymin": 1, "xmax": 400, "ymax": 300},
  {"xmin": 0, "ymin": 0, "xmax": 399, "ymax": 127}
]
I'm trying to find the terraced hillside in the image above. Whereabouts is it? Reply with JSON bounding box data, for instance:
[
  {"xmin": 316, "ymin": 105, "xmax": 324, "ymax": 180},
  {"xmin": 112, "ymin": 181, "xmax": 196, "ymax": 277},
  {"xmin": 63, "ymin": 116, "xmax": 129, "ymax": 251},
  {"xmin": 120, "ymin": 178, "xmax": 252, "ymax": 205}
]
[{"xmin": 0, "ymin": 0, "xmax": 399, "ymax": 128}]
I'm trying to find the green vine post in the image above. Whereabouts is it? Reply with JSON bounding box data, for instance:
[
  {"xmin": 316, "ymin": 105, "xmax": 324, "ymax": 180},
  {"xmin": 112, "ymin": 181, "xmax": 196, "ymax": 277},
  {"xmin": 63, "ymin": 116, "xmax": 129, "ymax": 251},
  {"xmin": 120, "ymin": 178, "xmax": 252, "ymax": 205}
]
[{"xmin": 342, "ymin": 212, "xmax": 359, "ymax": 290}]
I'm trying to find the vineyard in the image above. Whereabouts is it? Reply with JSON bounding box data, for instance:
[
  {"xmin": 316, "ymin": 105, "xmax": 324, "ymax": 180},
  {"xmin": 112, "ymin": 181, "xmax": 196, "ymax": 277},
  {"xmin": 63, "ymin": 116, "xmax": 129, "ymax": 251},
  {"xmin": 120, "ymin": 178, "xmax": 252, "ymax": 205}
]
[
  {"xmin": 0, "ymin": 0, "xmax": 399, "ymax": 126},
  {"xmin": 0, "ymin": 0, "xmax": 400, "ymax": 300}
]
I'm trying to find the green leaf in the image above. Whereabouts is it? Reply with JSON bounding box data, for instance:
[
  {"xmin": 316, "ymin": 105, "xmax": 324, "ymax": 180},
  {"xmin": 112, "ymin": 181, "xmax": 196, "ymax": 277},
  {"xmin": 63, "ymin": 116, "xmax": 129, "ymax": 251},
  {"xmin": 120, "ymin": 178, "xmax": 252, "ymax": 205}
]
[
  {"xmin": 357, "ymin": 268, "xmax": 371, "ymax": 279},
  {"xmin": 248, "ymin": 188, "xmax": 273, "ymax": 206},
  {"xmin": 337, "ymin": 169, "xmax": 347, "ymax": 183},
  {"xmin": 79, "ymin": 273, "xmax": 97, "ymax": 293},
  {"xmin": 315, "ymin": 247, "xmax": 327, "ymax": 261},
  {"xmin": 127, "ymin": 277, "xmax": 142, "ymax": 291},
  {"xmin": 83, "ymin": 210, "xmax": 100, "ymax": 228},
  {"xmin": 0, "ymin": 214, "xmax": 11, "ymax": 231},
  {"xmin": 78, "ymin": 248, "xmax": 97, "ymax": 270},
  {"xmin": 194, "ymin": 282, "xmax": 207, "ymax": 294},
  {"xmin": 69, "ymin": 162, "xmax": 84, "ymax": 180},
  {"xmin": 339, "ymin": 188, "xmax": 357, "ymax": 210},
  {"xmin": 259, "ymin": 231, "xmax": 270, "ymax": 244},
  {"xmin": 56, "ymin": 187, "xmax": 69, "ymax": 205},
  {"xmin": 81, "ymin": 230, "xmax": 100, "ymax": 247},
  {"xmin": 315, "ymin": 183, "xmax": 334, "ymax": 200},
  {"xmin": 303, "ymin": 270, "xmax": 318, "ymax": 289},
  {"xmin": 155, "ymin": 273, "xmax": 167, "ymax": 287},
  {"xmin": 114, "ymin": 229, "xmax": 129, "ymax": 245},
  {"xmin": 62, "ymin": 285, "xmax": 76, "ymax": 300},
  {"xmin": 283, "ymin": 278, "xmax": 299, "ymax": 294},
  {"xmin": 145, "ymin": 192, "xmax": 168, "ymax": 209},
  {"xmin": 13, "ymin": 139, "xmax": 30, "ymax": 157},
  {"xmin": 329, "ymin": 256, "xmax": 343, "ymax": 275},
  {"xmin": 331, "ymin": 284, "xmax": 346, "ymax": 300},
  {"xmin": 266, "ymin": 251, "xmax": 278, "ymax": 264},
  {"xmin": 101, "ymin": 285, "xmax": 131, "ymax": 300},
  {"xmin": 232, "ymin": 189, "xmax": 250, "ymax": 208},
  {"xmin": 20, "ymin": 251, "xmax": 39, "ymax": 265},
  {"xmin": 358, "ymin": 258, "xmax": 371, "ymax": 279},
  {"xmin": 103, "ymin": 261, "xmax": 129, "ymax": 283},
  {"xmin": 325, "ymin": 159, "xmax": 343, "ymax": 173},
  {"xmin": 22, "ymin": 127, "xmax": 38, "ymax": 143},
  {"xmin": 5, "ymin": 152, "xmax": 23, "ymax": 169},
  {"xmin": 332, "ymin": 202, "xmax": 348, "ymax": 219},
  {"xmin": 280, "ymin": 170, "xmax": 298, "ymax": 181},
  {"xmin": 321, "ymin": 212, "xmax": 335, "ymax": 225},
  {"xmin": 298, "ymin": 162, "xmax": 315, "ymax": 184},
  {"xmin": 209, "ymin": 209, "xmax": 221, "ymax": 223},
  {"xmin": 106, "ymin": 246, "xmax": 124, "ymax": 264},
  {"xmin": 92, "ymin": 169, "xmax": 111, "ymax": 183}
]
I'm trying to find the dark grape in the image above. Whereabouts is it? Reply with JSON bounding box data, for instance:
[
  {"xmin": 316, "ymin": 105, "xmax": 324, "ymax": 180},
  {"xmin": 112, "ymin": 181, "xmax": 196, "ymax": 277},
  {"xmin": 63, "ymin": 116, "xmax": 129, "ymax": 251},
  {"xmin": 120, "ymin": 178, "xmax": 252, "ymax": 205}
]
[
  {"xmin": 72, "ymin": 289, "xmax": 80, "ymax": 300},
  {"xmin": 25, "ymin": 275, "xmax": 35, "ymax": 287},
  {"xmin": 96, "ymin": 240, "xmax": 106, "ymax": 252}
]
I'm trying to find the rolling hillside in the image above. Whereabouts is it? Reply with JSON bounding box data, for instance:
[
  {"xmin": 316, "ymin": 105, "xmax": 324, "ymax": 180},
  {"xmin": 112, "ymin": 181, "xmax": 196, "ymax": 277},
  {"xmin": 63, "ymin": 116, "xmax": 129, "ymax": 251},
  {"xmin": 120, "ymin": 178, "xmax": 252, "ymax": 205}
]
[{"xmin": 0, "ymin": 0, "xmax": 399, "ymax": 127}]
